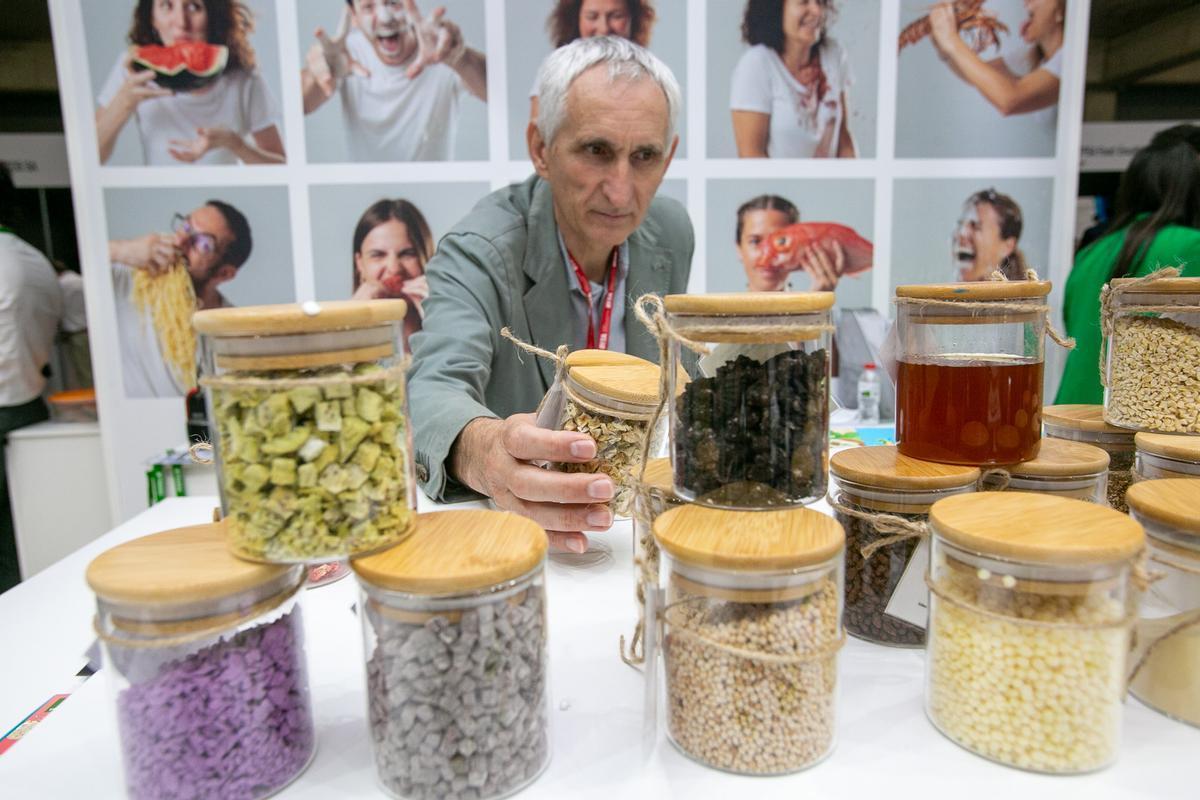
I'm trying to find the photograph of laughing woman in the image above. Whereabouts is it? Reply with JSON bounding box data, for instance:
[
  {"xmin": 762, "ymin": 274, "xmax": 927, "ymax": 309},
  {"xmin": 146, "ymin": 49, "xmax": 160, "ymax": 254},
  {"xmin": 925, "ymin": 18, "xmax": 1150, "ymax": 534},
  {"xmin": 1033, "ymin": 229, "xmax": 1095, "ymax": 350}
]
[
  {"xmin": 349, "ymin": 199, "xmax": 432, "ymax": 349},
  {"xmin": 951, "ymin": 188, "xmax": 1029, "ymax": 282}
]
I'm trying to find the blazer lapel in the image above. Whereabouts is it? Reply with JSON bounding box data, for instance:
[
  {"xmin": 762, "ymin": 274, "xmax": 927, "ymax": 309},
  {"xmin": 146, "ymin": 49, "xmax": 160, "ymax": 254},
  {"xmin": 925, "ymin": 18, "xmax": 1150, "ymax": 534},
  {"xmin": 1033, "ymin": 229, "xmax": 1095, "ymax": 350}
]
[
  {"xmin": 624, "ymin": 238, "xmax": 673, "ymax": 363},
  {"xmin": 521, "ymin": 178, "xmax": 572, "ymax": 389}
]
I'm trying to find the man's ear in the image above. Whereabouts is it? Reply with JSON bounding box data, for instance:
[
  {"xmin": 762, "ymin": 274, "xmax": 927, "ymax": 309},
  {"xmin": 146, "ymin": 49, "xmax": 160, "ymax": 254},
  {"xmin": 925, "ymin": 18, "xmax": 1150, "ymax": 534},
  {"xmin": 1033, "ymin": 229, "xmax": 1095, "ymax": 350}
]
[{"xmin": 527, "ymin": 121, "xmax": 551, "ymax": 179}]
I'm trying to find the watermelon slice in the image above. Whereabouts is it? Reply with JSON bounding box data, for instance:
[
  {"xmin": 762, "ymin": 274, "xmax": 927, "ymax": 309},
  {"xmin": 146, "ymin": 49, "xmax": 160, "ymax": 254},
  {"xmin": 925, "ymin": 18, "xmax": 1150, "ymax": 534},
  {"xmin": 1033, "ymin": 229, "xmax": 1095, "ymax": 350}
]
[{"xmin": 131, "ymin": 43, "xmax": 229, "ymax": 92}]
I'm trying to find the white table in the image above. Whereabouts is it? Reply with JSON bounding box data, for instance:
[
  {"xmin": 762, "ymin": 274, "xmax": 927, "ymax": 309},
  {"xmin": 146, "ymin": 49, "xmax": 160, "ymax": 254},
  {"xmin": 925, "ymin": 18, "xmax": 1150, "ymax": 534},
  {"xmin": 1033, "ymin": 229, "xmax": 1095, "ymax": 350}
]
[{"xmin": 0, "ymin": 495, "xmax": 1195, "ymax": 799}]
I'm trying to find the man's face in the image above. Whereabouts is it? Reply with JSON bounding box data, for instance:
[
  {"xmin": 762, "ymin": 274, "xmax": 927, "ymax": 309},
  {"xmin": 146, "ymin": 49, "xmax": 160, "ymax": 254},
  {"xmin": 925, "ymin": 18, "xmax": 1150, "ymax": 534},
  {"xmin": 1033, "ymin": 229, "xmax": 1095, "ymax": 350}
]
[
  {"xmin": 578, "ymin": 0, "xmax": 632, "ymax": 39},
  {"xmin": 530, "ymin": 66, "xmax": 676, "ymax": 257},
  {"xmin": 953, "ymin": 201, "xmax": 1014, "ymax": 281},
  {"xmin": 351, "ymin": 0, "xmax": 416, "ymax": 66},
  {"xmin": 175, "ymin": 205, "xmax": 235, "ymax": 288},
  {"xmin": 738, "ymin": 208, "xmax": 793, "ymax": 291}
]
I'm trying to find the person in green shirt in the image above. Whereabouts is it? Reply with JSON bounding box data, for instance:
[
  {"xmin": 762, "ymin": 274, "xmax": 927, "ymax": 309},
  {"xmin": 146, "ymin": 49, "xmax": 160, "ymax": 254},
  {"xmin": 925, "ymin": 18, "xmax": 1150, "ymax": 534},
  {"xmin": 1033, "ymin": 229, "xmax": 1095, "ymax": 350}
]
[{"xmin": 1056, "ymin": 124, "xmax": 1200, "ymax": 404}]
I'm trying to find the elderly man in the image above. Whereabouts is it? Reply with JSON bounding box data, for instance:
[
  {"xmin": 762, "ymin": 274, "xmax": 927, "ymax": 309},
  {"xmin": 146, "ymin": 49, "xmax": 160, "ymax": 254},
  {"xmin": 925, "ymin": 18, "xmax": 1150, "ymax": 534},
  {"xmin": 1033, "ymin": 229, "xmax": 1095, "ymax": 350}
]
[{"xmin": 408, "ymin": 36, "xmax": 691, "ymax": 552}]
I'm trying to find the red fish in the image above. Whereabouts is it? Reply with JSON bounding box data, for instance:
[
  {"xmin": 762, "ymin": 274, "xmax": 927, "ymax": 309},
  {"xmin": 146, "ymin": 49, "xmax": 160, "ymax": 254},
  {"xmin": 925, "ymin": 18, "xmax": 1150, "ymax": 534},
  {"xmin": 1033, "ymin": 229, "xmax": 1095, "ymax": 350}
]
[{"xmin": 756, "ymin": 222, "xmax": 874, "ymax": 275}]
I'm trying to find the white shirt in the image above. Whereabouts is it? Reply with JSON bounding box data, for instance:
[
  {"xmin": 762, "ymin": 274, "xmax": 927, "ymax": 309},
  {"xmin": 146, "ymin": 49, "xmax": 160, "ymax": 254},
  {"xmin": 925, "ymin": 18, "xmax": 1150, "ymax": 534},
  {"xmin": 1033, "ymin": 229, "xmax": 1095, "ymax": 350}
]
[
  {"xmin": 340, "ymin": 30, "xmax": 464, "ymax": 162},
  {"xmin": 0, "ymin": 232, "xmax": 63, "ymax": 406},
  {"xmin": 111, "ymin": 262, "xmax": 186, "ymax": 398},
  {"xmin": 730, "ymin": 40, "xmax": 853, "ymax": 159},
  {"xmin": 557, "ymin": 232, "xmax": 629, "ymax": 354},
  {"xmin": 98, "ymin": 58, "xmax": 280, "ymax": 166},
  {"xmin": 1001, "ymin": 43, "xmax": 1062, "ymax": 133},
  {"xmin": 57, "ymin": 270, "xmax": 87, "ymax": 334}
]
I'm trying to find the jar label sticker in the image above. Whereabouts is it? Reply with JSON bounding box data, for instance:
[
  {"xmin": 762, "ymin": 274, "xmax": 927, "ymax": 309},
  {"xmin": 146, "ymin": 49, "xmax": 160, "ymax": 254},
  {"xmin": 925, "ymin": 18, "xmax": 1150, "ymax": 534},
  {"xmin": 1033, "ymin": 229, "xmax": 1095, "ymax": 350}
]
[{"xmin": 883, "ymin": 537, "xmax": 931, "ymax": 630}]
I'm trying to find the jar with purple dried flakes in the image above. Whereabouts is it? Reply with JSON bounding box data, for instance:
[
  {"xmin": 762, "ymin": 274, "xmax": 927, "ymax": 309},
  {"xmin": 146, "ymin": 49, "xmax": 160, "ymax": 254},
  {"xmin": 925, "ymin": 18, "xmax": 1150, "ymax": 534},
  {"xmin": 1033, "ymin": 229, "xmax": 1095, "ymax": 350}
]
[
  {"xmin": 351, "ymin": 510, "xmax": 551, "ymax": 800},
  {"xmin": 86, "ymin": 521, "xmax": 314, "ymax": 800}
]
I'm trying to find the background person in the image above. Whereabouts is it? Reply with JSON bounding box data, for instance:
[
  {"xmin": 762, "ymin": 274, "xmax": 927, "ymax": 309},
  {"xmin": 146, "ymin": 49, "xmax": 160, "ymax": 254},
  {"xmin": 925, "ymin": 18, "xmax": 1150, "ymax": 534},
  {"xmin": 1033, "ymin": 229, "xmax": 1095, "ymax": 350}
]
[
  {"xmin": 0, "ymin": 163, "xmax": 63, "ymax": 591},
  {"xmin": 108, "ymin": 200, "xmax": 252, "ymax": 397},
  {"xmin": 302, "ymin": 0, "xmax": 487, "ymax": 162},
  {"xmin": 350, "ymin": 198, "xmax": 432, "ymax": 349},
  {"xmin": 735, "ymin": 193, "xmax": 849, "ymax": 292},
  {"xmin": 96, "ymin": 0, "xmax": 285, "ymax": 165},
  {"xmin": 1056, "ymin": 124, "xmax": 1200, "ymax": 404},
  {"xmin": 952, "ymin": 188, "xmax": 1030, "ymax": 281},
  {"xmin": 928, "ymin": 0, "xmax": 1064, "ymax": 131},
  {"xmin": 53, "ymin": 260, "xmax": 93, "ymax": 390},
  {"xmin": 731, "ymin": 0, "xmax": 856, "ymax": 159}
]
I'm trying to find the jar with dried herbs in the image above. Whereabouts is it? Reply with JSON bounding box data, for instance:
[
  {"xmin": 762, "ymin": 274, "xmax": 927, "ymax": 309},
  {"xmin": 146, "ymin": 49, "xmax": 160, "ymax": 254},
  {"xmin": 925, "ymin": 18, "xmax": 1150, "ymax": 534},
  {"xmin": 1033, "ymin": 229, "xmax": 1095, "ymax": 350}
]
[
  {"xmin": 1000, "ymin": 437, "xmax": 1110, "ymax": 503},
  {"xmin": 194, "ymin": 301, "xmax": 416, "ymax": 563},
  {"xmin": 1102, "ymin": 276, "xmax": 1200, "ymax": 433},
  {"xmin": 1126, "ymin": 479, "xmax": 1200, "ymax": 729},
  {"xmin": 664, "ymin": 292, "xmax": 833, "ymax": 509},
  {"xmin": 1134, "ymin": 433, "xmax": 1200, "ymax": 482},
  {"xmin": 830, "ymin": 446, "xmax": 978, "ymax": 647},
  {"xmin": 553, "ymin": 350, "xmax": 669, "ymax": 517},
  {"xmin": 925, "ymin": 493, "xmax": 1143, "ymax": 774},
  {"xmin": 653, "ymin": 504, "xmax": 844, "ymax": 774},
  {"xmin": 1042, "ymin": 404, "xmax": 1136, "ymax": 511}
]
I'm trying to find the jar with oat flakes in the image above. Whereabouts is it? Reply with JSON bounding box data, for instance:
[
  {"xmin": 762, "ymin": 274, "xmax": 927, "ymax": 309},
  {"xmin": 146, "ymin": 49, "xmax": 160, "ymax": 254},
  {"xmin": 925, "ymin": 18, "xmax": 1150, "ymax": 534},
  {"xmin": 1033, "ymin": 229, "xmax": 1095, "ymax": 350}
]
[
  {"xmin": 1042, "ymin": 404, "xmax": 1136, "ymax": 511},
  {"xmin": 653, "ymin": 504, "xmax": 844, "ymax": 774},
  {"xmin": 925, "ymin": 493, "xmax": 1144, "ymax": 774},
  {"xmin": 1102, "ymin": 276, "xmax": 1200, "ymax": 433},
  {"xmin": 1134, "ymin": 433, "xmax": 1200, "ymax": 481},
  {"xmin": 554, "ymin": 350, "xmax": 671, "ymax": 517},
  {"xmin": 1002, "ymin": 437, "xmax": 1110, "ymax": 503}
]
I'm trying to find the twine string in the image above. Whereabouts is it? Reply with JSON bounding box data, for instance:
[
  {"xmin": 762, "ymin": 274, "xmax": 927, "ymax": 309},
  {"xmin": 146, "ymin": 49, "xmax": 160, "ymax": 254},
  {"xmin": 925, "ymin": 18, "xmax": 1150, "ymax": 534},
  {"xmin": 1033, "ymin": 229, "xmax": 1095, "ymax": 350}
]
[
  {"xmin": 977, "ymin": 468, "xmax": 1012, "ymax": 491},
  {"xmin": 500, "ymin": 326, "xmax": 570, "ymax": 386},
  {"xmin": 826, "ymin": 493, "xmax": 929, "ymax": 561}
]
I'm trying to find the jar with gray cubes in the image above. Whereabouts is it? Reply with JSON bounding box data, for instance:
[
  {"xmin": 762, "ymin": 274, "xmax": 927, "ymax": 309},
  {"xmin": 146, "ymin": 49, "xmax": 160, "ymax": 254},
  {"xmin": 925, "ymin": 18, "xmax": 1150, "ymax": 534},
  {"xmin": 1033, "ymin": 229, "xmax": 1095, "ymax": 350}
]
[{"xmin": 351, "ymin": 509, "xmax": 550, "ymax": 800}]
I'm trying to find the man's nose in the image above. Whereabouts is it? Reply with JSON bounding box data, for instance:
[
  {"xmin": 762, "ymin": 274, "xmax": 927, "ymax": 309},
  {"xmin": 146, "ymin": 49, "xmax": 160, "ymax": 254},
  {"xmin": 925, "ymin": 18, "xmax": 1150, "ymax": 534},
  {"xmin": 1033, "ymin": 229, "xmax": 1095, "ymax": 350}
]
[{"xmin": 602, "ymin": 162, "xmax": 634, "ymax": 209}]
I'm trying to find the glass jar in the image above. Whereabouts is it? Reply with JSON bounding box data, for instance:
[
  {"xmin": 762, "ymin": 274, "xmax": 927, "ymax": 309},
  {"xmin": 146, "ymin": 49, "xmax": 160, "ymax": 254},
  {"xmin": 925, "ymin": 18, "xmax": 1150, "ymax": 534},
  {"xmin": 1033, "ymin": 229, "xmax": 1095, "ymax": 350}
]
[
  {"xmin": 194, "ymin": 301, "xmax": 416, "ymax": 563},
  {"xmin": 351, "ymin": 510, "xmax": 551, "ymax": 800},
  {"xmin": 1134, "ymin": 432, "xmax": 1200, "ymax": 481},
  {"xmin": 895, "ymin": 281, "xmax": 1050, "ymax": 465},
  {"xmin": 556, "ymin": 350, "xmax": 666, "ymax": 517},
  {"xmin": 1126, "ymin": 479, "xmax": 1200, "ymax": 728},
  {"xmin": 830, "ymin": 445, "xmax": 978, "ymax": 647},
  {"xmin": 653, "ymin": 504, "xmax": 844, "ymax": 774},
  {"xmin": 629, "ymin": 457, "xmax": 681, "ymax": 658},
  {"xmin": 1102, "ymin": 276, "xmax": 1200, "ymax": 433},
  {"xmin": 1002, "ymin": 437, "xmax": 1110, "ymax": 503},
  {"xmin": 664, "ymin": 292, "xmax": 833, "ymax": 509},
  {"xmin": 1043, "ymin": 404, "xmax": 1136, "ymax": 511},
  {"xmin": 925, "ymin": 493, "xmax": 1143, "ymax": 774},
  {"xmin": 86, "ymin": 522, "xmax": 314, "ymax": 800}
]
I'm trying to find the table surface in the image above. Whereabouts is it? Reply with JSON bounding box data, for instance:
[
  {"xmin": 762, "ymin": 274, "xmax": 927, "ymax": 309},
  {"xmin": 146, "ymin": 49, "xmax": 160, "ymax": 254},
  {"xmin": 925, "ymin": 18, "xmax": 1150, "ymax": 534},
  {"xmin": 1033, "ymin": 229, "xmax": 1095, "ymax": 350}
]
[{"xmin": 0, "ymin": 494, "xmax": 1195, "ymax": 799}]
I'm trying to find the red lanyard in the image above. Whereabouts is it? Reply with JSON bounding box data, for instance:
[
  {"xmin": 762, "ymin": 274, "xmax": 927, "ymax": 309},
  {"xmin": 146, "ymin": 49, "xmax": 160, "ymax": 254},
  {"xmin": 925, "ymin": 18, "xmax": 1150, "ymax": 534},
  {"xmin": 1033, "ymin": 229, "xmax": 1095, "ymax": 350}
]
[{"xmin": 567, "ymin": 247, "xmax": 619, "ymax": 350}]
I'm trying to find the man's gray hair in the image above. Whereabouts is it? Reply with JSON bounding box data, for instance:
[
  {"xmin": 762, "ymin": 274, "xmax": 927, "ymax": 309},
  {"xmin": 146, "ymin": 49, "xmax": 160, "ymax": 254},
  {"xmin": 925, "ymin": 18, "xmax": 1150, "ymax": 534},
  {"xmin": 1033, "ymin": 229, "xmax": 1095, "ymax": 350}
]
[{"xmin": 534, "ymin": 36, "xmax": 682, "ymax": 146}]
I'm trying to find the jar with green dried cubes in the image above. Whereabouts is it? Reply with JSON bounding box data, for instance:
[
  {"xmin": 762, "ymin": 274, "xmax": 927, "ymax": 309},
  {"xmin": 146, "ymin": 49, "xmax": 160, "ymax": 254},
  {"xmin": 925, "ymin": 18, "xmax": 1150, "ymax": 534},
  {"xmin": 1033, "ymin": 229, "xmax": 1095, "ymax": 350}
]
[{"xmin": 194, "ymin": 301, "xmax": 416, "ymax": 563}]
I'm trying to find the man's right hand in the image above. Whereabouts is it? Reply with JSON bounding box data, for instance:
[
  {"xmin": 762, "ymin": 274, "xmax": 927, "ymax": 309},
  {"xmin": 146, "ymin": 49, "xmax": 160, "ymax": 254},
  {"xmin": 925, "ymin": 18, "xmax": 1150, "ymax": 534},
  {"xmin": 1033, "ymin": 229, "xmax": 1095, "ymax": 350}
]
[
  {"xmin": 109, "ymin": 234, "xmax": 179, "ymax": 276},
  {"xmin": 307, "ymin": 6, "xmax": 371, "ymax": 98},
  {"xmin": 452, "ymin": 414, "xmax": 616, "ymax": 554}
]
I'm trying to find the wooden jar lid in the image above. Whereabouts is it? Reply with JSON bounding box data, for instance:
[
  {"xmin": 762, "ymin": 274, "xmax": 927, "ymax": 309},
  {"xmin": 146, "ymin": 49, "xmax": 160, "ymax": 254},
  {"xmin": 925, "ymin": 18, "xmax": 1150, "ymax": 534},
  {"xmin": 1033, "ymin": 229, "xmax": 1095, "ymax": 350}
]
[
  {"xmin": 1109, "ymin": 276, "xmax": 1200, "ymax": 294},
  {"xmin": 1010, "ymin": 438, "xmax": 1110, "ymax": 477},
  {"xmin": 193, "ymin": 299, "xmax": 407, "ymax": 336},
  {"xmin": 564, "ymin": 350, "xmax": 648, "ymax": 369},
  {"xmin": 351, "ymin": 510, "xmax": 547, "ymax": 594},
  {"xmin": 569, "ymin": 362, "xmax": 661, "ymax": 407},
  {"xmin": 831, "ymin": 445, "xmax": 980, "ymax": 490},
  {"xmin": 1136, "ymin": 433, "xmax": 1200, "ymax": 461},
  {"xmin": 1042, "ymin": 404, "xmax": 1133, "ymax": 436},
  {"xmin": 653, "ymin": 504, "xmax": 844, "ymax": 572},
  {"xmin": 1126, "ymin": 479, "xmax": 1200, "ymax": 535},
  {"xmin": 663, "ymin": 292, "xmax": 835, "ymax": 315},
  {"xmin": 895, "ymin": 281, "xmax": 1051, "ymax": 300},
  {"xmin": 86, "ymin": 521, "xmax": 296, "ymax": 608},
  {"xmin": 641, "ymin": 457, "xmax": 674, "ymax": 494},
  {"xmin": 929, "ymin": 492, "xmax": 1144, "ymax": 566}
]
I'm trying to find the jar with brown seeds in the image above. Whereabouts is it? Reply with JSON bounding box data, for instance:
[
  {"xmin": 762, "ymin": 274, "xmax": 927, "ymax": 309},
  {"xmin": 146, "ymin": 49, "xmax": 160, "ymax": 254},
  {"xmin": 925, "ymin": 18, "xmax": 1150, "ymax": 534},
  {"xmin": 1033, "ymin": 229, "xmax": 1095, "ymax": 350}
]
[
  {"xmin": 1102, "ymin": 276, "xmax": 1200, "ymax": 434},
  {"xmin": 831, "ymin": 446, "xmax": 979, "ymax": 648},
  {"xmin": 653, "ymin": 504, "xmax": 844, "ymax": 774},
  {"xmin": 1042, "ymin": 404, "xmax": 1137, "ymax": 512}
]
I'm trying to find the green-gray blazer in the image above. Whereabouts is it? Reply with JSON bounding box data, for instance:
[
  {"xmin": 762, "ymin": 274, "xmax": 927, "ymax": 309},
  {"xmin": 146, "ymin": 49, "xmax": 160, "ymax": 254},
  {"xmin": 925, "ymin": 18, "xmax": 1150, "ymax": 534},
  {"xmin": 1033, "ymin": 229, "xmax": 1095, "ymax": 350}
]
[{"xmin": 407, "ymin": 174, "xmax": 694, "ymax": 501}]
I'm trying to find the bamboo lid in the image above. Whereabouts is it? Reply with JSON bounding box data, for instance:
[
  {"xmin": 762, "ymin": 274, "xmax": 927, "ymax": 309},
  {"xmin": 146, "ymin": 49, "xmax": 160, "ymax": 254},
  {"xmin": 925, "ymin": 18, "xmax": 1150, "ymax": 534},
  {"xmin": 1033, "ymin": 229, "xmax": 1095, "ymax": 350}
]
[
  {"xmin": 569, "ymin": 361, "xmax": 662, "ymax": 406},
  {"xmin": 664, "ymin": 292, "xmax": 835, "ymax": 315},
  {"xmin": 929, "ymin": 492, "xmax": 1144, "ymax": 566},
  {"xmin": 1136, "ymin": 433, "xmax": 1200, "ymax": 462},
  {"xmin": 1009, "ymin": 438, "xmax": 1110, "ymax": 478},
  {"xmin": 1126, "ymin": 479, "xmax": 1200, "ymax": 535},
  {"xmin": 1042, "ymin": 404, "xmax": 1133, "ymax": 436},
  {"xmin": 642, "ymin": 457, "xmax": 674, "ymax": 493},
  {"xmin": 831, "ymin": 445, "xmax": 980, "ymax": 490},
  {"xmin": 1110, "ymin": 276, "xmax": 1200, "ymax": 294},
  {"xmin": 654, "ymin": 504, "xmax": 844, "ymax": 571},
  {"xmin": 194, "ymin": 299, "xmax": 407, "ymax": 336},
  {"xmin": 86, "ymin": 521, "xmax": 296, "ymax": 607},
  {"xmin": 564, "ymin": 350, "xmax": 648, "ymax": 368},
  {"xmin": 895, "ymin": 281, "xmax": 1051, "ymax": 300},
  {"xmin": 351, "ymin": 510, "xmax": 546, "ymax": 594}
]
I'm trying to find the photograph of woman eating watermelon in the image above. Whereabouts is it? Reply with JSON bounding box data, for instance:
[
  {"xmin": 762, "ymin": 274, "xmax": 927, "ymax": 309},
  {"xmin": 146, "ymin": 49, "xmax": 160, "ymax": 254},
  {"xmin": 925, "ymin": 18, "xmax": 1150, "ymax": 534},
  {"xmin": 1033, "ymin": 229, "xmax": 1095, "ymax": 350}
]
[{"xmin": 94, "ymin": 0, "xmax": 286, "ymax": 166}]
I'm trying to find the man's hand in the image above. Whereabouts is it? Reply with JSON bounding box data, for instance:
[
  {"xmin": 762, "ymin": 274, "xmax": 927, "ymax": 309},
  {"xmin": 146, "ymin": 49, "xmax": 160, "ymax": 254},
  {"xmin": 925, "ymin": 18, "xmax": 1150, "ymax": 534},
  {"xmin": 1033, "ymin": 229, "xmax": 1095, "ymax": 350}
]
[
  {"xmin": 307, "ymin": 5, "xmax": 371, "ymax": 98},
  {"xmin": 110, "ymin": 234, "xmax": 179, "ymax": 275},
  {"xmin": 452, "ymin": 414, "xmax": 616, "ymax": 553},
  {"xmin": 402, "ymin": 0, "xmax": 467, "ymax": 79}
]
